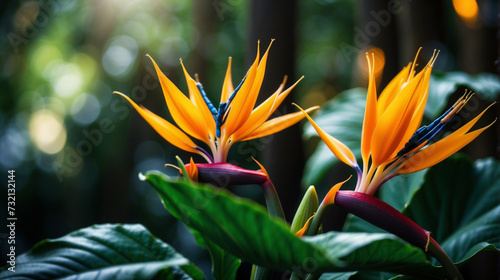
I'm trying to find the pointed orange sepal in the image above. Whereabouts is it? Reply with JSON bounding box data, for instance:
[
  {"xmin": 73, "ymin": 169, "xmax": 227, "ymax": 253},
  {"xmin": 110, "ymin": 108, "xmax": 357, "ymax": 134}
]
[
  {"xmin": 147, "ymin": 55, "xmax": 211, "ymax": 144},
  {"xmin": 252, "ymin": 157, "xmax": 270, "ymax": 179},
  {"xmin": 295, "ymin": 104, "xmax": 359, "ymax": 169},
  {"xmin": 323, "ymin": 176, "xmax": 351, "ymax": 206},
  {"xmin": 220, "ymin": 57, "xmax": 234, "ymax": 103},
  {"xmin": 113, "ymin": 91, "xmax": 206, "ymax": 158},
  {"xmin": 295, "ymin": 214, "xmax": 315, "ymax": 237},
  {"xmin": 242, "ymin": 105, "xmax": 319, "ymax": 141},
  {"xmin": 179, "ymin": 60, "xmax": 216, "ymax": 136},
  {"xmin": 186, "ymin": 157, "xmax": 199, "ymax": 181},
  {"xmin": 361, "ymin": 53, "xmax": 378, "ymax": 163}
]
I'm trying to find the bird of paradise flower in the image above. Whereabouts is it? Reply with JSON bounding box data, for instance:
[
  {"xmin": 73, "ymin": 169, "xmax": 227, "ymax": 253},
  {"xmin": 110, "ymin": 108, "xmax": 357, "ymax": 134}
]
[
  {"xmin": 297, "ymin": 48, "xmax": 496, "ymax": 196},
  {"xmin": 294, "ymin": 49, "xmax": 495, "ymax": 280},
  {"xmin": 114, "ymin": 41, "xmax": 317, "ymax": 163}
]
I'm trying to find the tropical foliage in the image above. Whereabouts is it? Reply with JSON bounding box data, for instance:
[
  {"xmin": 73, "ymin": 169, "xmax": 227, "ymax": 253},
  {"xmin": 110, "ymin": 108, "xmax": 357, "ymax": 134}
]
[{"xmin": 2, "ymin": 44, "xmax": 498, "ymax": 280}]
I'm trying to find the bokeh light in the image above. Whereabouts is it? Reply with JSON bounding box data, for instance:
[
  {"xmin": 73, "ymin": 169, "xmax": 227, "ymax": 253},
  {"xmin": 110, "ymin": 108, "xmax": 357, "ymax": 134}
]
[
  {"xmin": 29, "ymin": 109, "xmax": 66, "ymax": 154},
  {"xmin": 31, "ymin": 43, "xmax": 63, "ymax": 77},
  {"xmin": 70, "ymin": 93, "xmax": 101, "ymax": 125},
  {"xmin": 102, "ymin": 35, "xmax": 138, "ymax": 77},
  {"xmin": 356, "ymin": 46, "xmax": 385, "ymax": 86},
  {"xmin": 453, "ymin": 0, "xmax": 479, "ymax": 27},
  {"xmin": 51, "ymin": 63, "xmax": 84, "ymax": 98}
]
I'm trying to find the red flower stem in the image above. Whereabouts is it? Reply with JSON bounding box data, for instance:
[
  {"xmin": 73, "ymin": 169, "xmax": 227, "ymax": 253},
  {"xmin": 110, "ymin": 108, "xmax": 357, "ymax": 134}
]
[
  {"xmin": 193, "ymin": 163, "xmax": 285, "ymax": 219},
  {"xmin": 334, "ymin": 191, "xmax": 463, "ymax": 280}
]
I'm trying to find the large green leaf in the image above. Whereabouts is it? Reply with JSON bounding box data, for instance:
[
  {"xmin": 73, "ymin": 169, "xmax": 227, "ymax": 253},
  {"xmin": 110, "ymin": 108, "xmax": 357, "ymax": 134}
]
[
  {"xmin": 145, "ymin": 171, "xmax": 329, "ymax": 271},
  {"xmin": 0, "ymin": 224, "xmax": 203, "ymax": 280},
  {"xmin": 304, "ymin": 232, "xmax": 442, "ymax": 277},
  {"xmin": 145, "ymin": 172, "xmax": 446, "ymax": 278},
  {"xmin": 402, "ymin": 155, "xmax": 500, "ymax": 263}
]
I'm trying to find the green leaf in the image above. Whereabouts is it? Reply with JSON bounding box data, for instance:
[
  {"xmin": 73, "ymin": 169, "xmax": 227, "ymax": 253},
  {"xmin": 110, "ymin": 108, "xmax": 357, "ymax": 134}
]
[
  {"xmin": 204, "ymin": 238, "xmax": 241, "ymax": 280},
  {"xmin": 427, "ymin": 72, "xmax": 500, "ymax": 119},
  {"xmin": 441, "ymin": 206, "xmax": 500, "ymax": 264},
  {"xmin": 145, "ymin": 171, "xmax": 329, "ymax": 271},
  {"xmin": 343, "ymin": 214, "xmax": 385, "ymax": 234},
  {"xmin": 0, "ymin": 224, "xmax": 203, "ymax": 280},
  {"xmin": 319, "ymin": 272, "xmax": 357, "ymax": 280},
  {"xmin": 290, "ymin": 186, "xmax": 319, "ymax": 234},
  {"xmin": 305, "ymin": 232, "xmax": 445, "ymax": 278},
  {"xmin": 303, "ymin": 88, "xmax": 365, "ymax": 186},
  {"xmin": 186, "ymin": 227, "xmax": 241, "ymax": 280},
  {"xmin": 146, "ymin": 172, "xmax": 446, "ymax": 278},
  {"xmin": 181, "ymin": 222, "xmax": 241, "ymax": 280},
  {"xmin": 379, "ymin": 170, "xmax": 428, "ymax": 211},
  {"xmin": 403, "ymin": 155, "xmax": 500, "ymax": 263},
  {"xmin": 318, "ymin": 271, "xmax": 401, "ymax": 280}
]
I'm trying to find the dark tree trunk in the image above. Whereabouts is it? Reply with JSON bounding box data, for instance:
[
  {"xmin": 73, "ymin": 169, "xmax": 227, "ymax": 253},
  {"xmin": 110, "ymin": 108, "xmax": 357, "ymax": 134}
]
[
  {"xmin": 396, "ymin": 0, "xmax": 446, "ymax": 66},
  {"xmin": 357, "ymin": 0, "xmax": 400, "ymax": 88},
  {"xmin": 191, "ymin": 0, "xmax": 219, "ymax": 80},
  {"xmin": 247, "ymin": 0, "xmax": 301, "ymax": 221}
]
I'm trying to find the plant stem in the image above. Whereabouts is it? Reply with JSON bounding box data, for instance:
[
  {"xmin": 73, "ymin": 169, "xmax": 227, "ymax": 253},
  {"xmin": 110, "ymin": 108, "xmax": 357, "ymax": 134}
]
[
  {"xmin": 252, "ymin": 265, "xmax": 271, "ymax": 280},
  {"xmin": 334, "ymin": 191, "xmax": 463, "ymax": 280},
  {"xmin": 261, "ymin": 179, "xmax": 286, "ymax": 219},
  {"xmin": 305, "ymin": 202, "xmax": 328, "ymax": 236},
  {"xmin": 427, "ymin": 238, "xmax": 464, "ymax": 280}
]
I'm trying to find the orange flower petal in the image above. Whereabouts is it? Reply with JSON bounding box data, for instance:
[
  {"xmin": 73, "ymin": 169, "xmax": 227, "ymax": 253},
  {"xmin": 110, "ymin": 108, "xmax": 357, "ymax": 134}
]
[
  {"xmin": 224, "ymin": 41, "xmax": 273, "ymax": 136},
  {"xmin": 388, "ymin": 67, "xmax": 432, "ymax": 160},
  {"xmin": 376, "ymin": 63, "xmax": 411, "ymax": 115},
  {"xmin": 231, "ymin": 77, "xmax": 285, "ymax": 141},
  {"xmin": 233, "ymin": 76, "xmax": 303, "ymax": 141},
  {"xmin": 147, "ymin": 55, "xmax": 210, "ymax": 144},
  {"xmin": 361, "ymin": 53, "xmax": 378, "ymax": 163},
  {"xmin": 371, "ymin": 60, "xmax": 433, "ymax": 166},
  {"xmin": 323, "ymin": 176, "xmax": 351, "ymax": 205},
  {"xmin": 220, "ymin": 57, "xmax": 234, "ymax": 103},
  {"xmin": 295, "ymin": 214, "xmax": 315, "ymax": 237},
  {"xmin": 398, "ymin": 123, "xmax": 493, "ymax": 174},
  {"xmin": 113, "ymin": 91, "xmax": 202, "ymax": 156},
  {"xmin": 252, "ymin": 157, "xmax": 270, "ymax": 179},
  {"xmin": 295, "ymin": 104, "xmax": 358, "ymax": 169},
  {"xmin": 180, "ymin": 60, "xmax": 216, "ymax": 138},
  {"xmin": 243, "ymin": 106, "xmax": 319, "ymax": 141},
  {"xmin": 397, "ymin": 104, "xmax": 496, "ymax": 174},
  {"xmin": 377, "ymin": 47, "xmax": 423, "ymax": 116},
  {"xmin": 186, "ymin": 157, "xmax": 199, "ymax": 181}
]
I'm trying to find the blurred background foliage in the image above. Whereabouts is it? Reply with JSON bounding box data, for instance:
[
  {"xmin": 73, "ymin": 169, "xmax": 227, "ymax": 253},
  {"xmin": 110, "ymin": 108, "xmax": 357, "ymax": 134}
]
[{"xmin": 0, "ymin": 0, "xmax": 499, "ymax": 277}]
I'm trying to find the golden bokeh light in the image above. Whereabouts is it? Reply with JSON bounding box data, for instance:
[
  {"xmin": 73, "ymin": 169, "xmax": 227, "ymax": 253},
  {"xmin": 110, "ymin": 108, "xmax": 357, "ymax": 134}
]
[
  {"xmin": 356, "ymin": 46, "xmax": 385, "ymax": 86},
  {"xmin": 29, "ymin": 110, "xmax": 67, "ymax": 154},
  {"xmin": 452, "ymin": 0, "xmax": 479, "ymax": 27}
]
